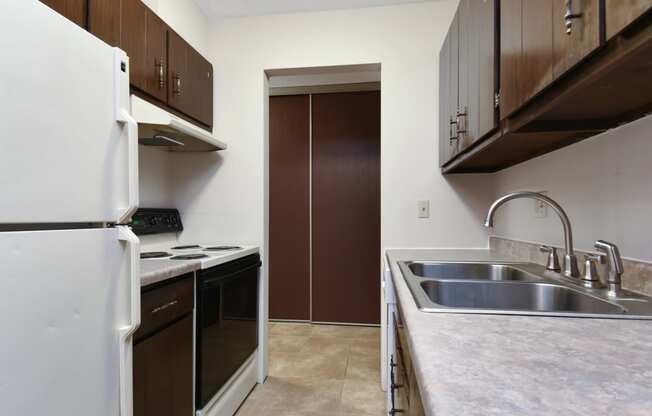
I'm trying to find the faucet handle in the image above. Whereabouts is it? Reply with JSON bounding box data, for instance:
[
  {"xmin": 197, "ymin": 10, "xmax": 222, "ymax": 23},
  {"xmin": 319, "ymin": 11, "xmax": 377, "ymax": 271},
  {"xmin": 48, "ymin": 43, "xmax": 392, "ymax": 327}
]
[
  {"xmin": 539, "ymin": 245, "xmax": 561, "ymax": 272},
  {"xmin": 581, "ymin": 254, "xmax": 605, "ymax": 288}
]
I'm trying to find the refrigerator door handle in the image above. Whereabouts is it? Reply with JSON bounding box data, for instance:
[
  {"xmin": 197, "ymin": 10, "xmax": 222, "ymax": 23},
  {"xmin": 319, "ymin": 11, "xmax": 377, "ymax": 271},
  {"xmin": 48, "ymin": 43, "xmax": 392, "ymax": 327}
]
[
  {"xmin": 117, "ymin": 225, "xmax": 141, "ymax": 416},
  {"xmin": 114, "ymin": 48, "xmax": 139, "ymax": 225}
]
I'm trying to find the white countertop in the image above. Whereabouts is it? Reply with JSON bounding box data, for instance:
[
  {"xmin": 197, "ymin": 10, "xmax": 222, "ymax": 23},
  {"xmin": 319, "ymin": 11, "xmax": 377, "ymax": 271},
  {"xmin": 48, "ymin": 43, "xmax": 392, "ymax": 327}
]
[{"xmin": 386, "ymin": 249, "xmax": 652, "ymax": 416}]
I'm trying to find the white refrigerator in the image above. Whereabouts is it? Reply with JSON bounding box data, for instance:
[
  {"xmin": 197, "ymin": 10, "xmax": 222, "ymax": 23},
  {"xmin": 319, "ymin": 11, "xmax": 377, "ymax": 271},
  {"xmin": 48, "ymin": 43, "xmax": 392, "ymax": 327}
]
[{"xmin": 0, "ymin": 2, "xmax": 140, "ymax": 415}]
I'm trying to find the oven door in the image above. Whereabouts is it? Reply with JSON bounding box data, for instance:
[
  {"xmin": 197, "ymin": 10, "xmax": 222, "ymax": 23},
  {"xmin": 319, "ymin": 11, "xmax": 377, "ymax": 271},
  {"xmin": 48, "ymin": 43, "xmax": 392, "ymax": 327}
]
[{"xmin": 196, "ymin": 254, "xmax": 260, "ymax": 409}]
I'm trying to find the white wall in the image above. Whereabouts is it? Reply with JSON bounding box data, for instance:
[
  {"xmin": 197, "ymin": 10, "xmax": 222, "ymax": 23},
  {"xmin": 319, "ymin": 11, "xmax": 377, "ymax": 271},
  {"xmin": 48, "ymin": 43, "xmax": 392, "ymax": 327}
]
[
  {"xmin": 492, "ymin": 114, "xmax": 652, "ymax": 263},
  {"xmin": 137, "ymin": 0, "xmax": 210, "ymax": 207},
  {"xmin": 171, "ymin": 1, "xmax": 496, "ymax": 250}
]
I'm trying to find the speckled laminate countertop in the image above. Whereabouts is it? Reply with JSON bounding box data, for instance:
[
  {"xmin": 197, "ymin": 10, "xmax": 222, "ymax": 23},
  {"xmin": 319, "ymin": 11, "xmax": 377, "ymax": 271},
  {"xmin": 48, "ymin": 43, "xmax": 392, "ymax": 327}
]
[
  {"xmin": 140, "ymin": 259, "xmax": 200, "ymax": 287},
  {"xmin": 386, "ymin": 249, "xmax": 652, "ymax": 416}
]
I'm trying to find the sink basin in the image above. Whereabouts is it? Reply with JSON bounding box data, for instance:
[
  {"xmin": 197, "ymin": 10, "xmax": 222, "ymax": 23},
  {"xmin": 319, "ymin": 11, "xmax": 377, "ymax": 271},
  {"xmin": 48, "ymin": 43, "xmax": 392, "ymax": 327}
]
[
  {"xmin": 397, "ymin": 260, "xmax": 652, "ymax": 318},
  {"xmin": 408, "ymin": 262, "xmax": 539, "ymax": 281},
  {"xmin": 420, "ymin": 280, "xmax": 625, "ymax": 314}
]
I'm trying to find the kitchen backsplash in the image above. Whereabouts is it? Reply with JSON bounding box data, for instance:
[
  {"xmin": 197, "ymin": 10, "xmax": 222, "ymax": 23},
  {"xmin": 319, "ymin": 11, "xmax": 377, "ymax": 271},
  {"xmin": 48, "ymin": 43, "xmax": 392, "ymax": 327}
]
[{"xmin": 489, "ymin": 236, "xmax": 652, "ymax": 297}]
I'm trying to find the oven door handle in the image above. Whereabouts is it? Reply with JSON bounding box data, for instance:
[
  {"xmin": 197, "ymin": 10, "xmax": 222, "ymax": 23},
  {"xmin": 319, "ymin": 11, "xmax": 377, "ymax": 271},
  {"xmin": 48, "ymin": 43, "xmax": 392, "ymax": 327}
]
[{"xmin": 201, "ymin": 261, "xmax": 262, "ymax": 287}]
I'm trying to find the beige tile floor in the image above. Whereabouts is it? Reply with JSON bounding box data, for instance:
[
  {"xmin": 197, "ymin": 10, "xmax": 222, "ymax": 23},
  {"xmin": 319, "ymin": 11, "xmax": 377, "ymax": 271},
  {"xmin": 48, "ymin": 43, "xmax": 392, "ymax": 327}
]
[{"xmin": 235, "ymin": 322, "xmax": 386, "ymax": 416}]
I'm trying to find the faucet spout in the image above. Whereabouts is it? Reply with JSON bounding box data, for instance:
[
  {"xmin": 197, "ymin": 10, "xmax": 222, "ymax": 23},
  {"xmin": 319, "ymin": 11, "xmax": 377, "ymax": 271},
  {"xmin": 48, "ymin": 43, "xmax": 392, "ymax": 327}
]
[{"xmin": 484, "ymin": 192, "xmax": 579, "ymax": 278}]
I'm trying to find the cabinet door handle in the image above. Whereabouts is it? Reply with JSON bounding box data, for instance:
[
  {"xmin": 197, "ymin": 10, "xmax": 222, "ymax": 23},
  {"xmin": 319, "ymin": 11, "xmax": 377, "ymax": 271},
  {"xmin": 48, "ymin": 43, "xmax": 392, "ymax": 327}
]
[
  {"xmin": 449, "ymin": 116, "xmax": 459, "ymax": 144},
  {"xmin": 151, "ymin": 299, "xmax": 178, "ymax": 314},
  {"xmin": 172, "ymin": 74, "xmax": 182, "ymax": 96},
  {"xmin": 157, "ymin": 58, "xmax": 165, "ymax": 89},
  {"xmin": 564, "ymin": 0, "xmax": 583, "ymax": 35}
]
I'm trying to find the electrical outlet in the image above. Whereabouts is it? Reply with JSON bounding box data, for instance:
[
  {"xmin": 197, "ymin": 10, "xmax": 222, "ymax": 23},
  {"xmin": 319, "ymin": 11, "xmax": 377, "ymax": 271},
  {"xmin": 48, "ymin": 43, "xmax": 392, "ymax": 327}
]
[
  {"xmin": 417, "ymin": 200, "xmax": 430, "ymax": 218},
  {"xmin": 534, "ymin": 191, "xmax": 548, "ymax": 218}
]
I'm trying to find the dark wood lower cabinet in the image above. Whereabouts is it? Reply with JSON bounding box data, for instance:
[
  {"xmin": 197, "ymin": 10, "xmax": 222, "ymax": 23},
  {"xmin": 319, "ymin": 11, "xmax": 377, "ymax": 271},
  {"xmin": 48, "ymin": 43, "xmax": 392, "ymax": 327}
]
[
  {"xmin": 134, "ymin": 275, "xmax": 194, "ymax": 416},
  {"xmin": 134, "ymin": 315, "xmax": 193, "ymax": 416}
]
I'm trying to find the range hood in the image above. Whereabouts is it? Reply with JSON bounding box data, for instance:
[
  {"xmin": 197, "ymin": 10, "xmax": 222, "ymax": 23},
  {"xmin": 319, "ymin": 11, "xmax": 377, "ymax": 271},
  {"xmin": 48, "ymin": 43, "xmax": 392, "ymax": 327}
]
[{"xmin": 131, "ymin": 95, "xmax": 227, "ymax": 152}]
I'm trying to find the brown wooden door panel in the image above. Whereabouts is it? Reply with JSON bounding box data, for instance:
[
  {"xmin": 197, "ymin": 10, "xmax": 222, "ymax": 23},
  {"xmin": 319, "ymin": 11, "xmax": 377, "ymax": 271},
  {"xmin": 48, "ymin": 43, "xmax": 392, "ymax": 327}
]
[
  {"xmin": 605, "ymin": 0, "xmax": 652, "ymax": 40},
  {"xmin": 120, "ymin": 0, "xmax": 147, "ymax": 91},
  {"xmin": 145, "ymin": 10, "xmax": 168, "ymax": 102},
  {"xmin": 269, "ymin": 95, "xmax": 311, "ymax": 321},
  {"xmin": 476, "ymin": 0, "xmax": 497, "ymax": 139},
  {"xmin": 133, "ymin": 314, "xmax": 193, "ymax": 416},
  {"xmin": 500, "ymin": 0, "xmax": 522, "ymax": 119},
  {"xmin": 40, "ymin": 0, "xmax": 87, "ymax": 28},
  {"xmin": 457, "ymin": 0, "xmax": 471, "ymax": 148},
  {"xmin": 167, "ymin": 31, "xmax": 190, "ymax": 115},
  {"xmin": 448, "ymin": 11, "xmax": 460, "ymax": 158},
  {"xmin": 88, "ymin": 0, "xmax": 121, "ymax": 46},
  {"xmin": 438, "ymin": 28, "xmax": 451, "ymax": 167},
  {"xmin": 521, "ymin": 0, "xmax": 554, "ymax": 105},
  {"xmin": 552, "ymin": 0, "xmax": 601, "ymax": 79},
  {"xmin": 200, "ymin": 56, "xmax": 214, "ymax": 127},
  {"xmin": 311, "ymin": 91, "xmax": 381, "ymax": 325}
]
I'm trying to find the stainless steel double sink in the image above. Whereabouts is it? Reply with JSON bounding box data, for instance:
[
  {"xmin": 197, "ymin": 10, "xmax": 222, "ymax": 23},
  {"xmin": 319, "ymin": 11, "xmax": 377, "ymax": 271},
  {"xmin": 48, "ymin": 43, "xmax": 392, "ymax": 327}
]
[{"xmin": 398, "ymin": 261, "xmax": 652, "ymax": 319}]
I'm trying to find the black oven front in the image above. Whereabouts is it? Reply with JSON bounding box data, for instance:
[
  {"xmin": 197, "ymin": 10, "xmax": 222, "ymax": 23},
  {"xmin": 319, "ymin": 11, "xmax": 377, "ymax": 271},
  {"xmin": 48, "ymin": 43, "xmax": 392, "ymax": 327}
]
[{"xmin": 195, "ymin": 253, "xmax": 260, "ymax": 409}]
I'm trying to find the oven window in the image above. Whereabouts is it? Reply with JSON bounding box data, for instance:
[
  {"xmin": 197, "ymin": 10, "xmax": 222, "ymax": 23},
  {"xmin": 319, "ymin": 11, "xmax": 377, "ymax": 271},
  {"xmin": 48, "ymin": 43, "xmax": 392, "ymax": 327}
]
[{"xmin": 198, "ymin": 267, "xmax": 258, "ymax": 408}]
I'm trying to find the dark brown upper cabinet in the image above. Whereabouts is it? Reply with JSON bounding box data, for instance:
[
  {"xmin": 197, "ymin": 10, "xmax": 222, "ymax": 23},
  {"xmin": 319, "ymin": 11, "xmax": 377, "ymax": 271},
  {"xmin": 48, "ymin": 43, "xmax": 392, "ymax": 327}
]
[
  {"xmin": 167, "ymin": 30, "xmax": 190, "ymax": 115},
  {"xmin": 552, "ymin": 0, "xmax": 601, "ymax": 79},
  {"xmin": 145, "ymin": 11, "xmax": 168, "ymax": 103},
  {"xmin": 88, "ymin": 0, "xmax": 121, "ymax": 46},
  {"xmin": 440, "ymin": 0, "xmax": 497, "ymax": 167},
  {"xmin": 441, "ymin": 0, "xmax": 652, "ymax": 173},
  {"xmin": 40, "ymin": 0, "xmax": 87, "ymax": 28},
  {"xmin": 87, "ymin": 0, "xmax": 213, "ymax": 128},
  {"xmin": 605, "ymin": 0, "xmax": 652, "ymax": 40}
]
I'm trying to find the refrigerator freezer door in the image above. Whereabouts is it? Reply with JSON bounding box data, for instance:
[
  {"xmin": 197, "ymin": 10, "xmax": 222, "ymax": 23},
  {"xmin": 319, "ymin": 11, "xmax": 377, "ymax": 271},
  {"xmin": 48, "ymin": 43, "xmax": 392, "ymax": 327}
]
[
  {"xmin": 0, "ymin": 1, "xmax": 137, "ymax": 224},
  {"xmin": 0, "ymin": 228, "xmax": 139, "ymax": 416}
]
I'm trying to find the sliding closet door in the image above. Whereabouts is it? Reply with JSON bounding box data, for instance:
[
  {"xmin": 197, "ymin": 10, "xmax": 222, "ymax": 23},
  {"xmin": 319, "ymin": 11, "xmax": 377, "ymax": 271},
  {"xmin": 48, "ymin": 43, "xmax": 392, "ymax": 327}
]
[
  {"xmin": 312, "ymin": 91, "xmax": 381, "ymax": 324},
  {"xmin": 269, "ymin": 95, "xmax": 311, "ymax": 321}
]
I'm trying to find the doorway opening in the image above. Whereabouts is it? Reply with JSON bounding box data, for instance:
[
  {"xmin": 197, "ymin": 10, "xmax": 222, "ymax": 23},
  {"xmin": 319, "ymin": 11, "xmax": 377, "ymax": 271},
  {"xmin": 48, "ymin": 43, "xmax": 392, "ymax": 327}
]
[{"xmin": 265, "ymin": 64, "xmax": 381, "ymax": 326}]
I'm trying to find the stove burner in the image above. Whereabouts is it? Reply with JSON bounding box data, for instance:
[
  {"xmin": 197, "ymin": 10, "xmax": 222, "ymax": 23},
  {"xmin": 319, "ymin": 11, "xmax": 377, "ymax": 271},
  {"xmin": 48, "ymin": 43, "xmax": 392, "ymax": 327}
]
[
  {"xmin": 172, "ymin": 245, "xmax": 202, "ymax": 250},
  {"xmin": 170, "ymin": 253, "xmax": 209, "ymax": 260},
  {"xmin": 204, "ymin": 246, "xmax": 243, "ymax": 251},
  {"xmin": 140, "ymin": 251, "xmax": 172, "ymax": 259}
]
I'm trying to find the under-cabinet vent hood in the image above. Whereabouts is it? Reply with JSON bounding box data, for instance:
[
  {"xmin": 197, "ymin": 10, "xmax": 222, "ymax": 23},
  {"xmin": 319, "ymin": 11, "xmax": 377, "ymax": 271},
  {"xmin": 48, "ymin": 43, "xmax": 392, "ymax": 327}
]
[{"xmin": 131, "ymin": 95, "xmax": 226, "ymax": 152}]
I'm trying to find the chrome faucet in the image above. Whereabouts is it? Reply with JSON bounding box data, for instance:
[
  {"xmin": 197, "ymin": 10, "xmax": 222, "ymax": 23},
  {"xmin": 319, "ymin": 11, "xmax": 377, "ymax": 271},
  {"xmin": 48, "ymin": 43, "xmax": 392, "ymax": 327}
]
[
  {"xmin": 484, "ymin": 192, "xmax": 580, "ymax": 278},
  {"xmin": 594, "ymin": 240, "xmax": 624, "ymax": 297}
]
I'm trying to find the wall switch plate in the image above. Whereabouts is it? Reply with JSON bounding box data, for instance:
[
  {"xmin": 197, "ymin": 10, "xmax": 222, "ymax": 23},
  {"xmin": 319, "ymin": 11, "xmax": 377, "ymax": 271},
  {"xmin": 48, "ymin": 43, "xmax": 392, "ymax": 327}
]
[
  {"xmin": 534, "ymin": 191, "xmax": 548, "ymax": 218},
  {"xmin": 417, "ymin": 200, "xmax": 430, "ymax": 218}
]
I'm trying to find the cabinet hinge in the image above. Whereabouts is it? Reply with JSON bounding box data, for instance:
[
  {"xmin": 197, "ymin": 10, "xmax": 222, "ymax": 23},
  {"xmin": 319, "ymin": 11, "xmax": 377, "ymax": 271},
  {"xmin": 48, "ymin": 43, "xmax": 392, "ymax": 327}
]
[{"xmin": 494, "ymin": 91, "xmax": 500, "ymax": 109}]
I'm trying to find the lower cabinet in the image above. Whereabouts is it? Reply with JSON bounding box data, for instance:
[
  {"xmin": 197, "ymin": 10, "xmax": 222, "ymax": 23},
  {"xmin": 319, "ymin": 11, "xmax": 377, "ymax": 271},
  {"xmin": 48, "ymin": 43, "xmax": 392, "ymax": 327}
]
[
  {"xmin": 134, "ymin": 275, "xmax": 194, "ymax": 416},
  {"xmin": 390, "ymin": 305, "xmax": 425, "ymax": 416}
]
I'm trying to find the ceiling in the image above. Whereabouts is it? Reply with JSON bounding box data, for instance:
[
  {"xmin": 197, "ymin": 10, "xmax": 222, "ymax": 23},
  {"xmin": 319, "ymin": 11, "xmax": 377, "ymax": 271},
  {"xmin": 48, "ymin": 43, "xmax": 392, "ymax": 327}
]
[{"xmin": 194, "ymin": 0, "xmax": 432, "ymax": 20}]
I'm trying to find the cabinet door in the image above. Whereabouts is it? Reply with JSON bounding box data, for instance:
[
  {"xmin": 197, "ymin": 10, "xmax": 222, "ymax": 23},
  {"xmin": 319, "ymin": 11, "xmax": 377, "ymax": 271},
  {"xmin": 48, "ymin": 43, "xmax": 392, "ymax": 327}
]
[
  {"xmin": 438, "ymin": 28, "xmax": 452, "ymax": 167},
  {"xmin": 40, "ymin": 0, "xmax": 87, "ymax": 28},
  {"xmin": 167, "ymin": 31, "xmax": 191, "ymax": 115},
  {"xmin": 521, "ymin": 0, "xmax": 554, "ymax": 106},
  {"xmin": 145, "ymin": 11, "xmax": 168, "ymax": 102},
  {"xmin": 500, "ymin": 0, "xmax": 523, "ymax": 118},
  {"xmin": 552, "ymin": 0, "xmax": 601, "ymax": 79},
  {"xmin": 448, "ymin": 11, "xmax": 460, "ymax": 158},
  {"xmin": 605, "ymin": 0, "xmax": 652, "ymax": 40},
  {"xmin": 120, "ymin": 0, "xmax": 147, "ymax": 91},
  {"xmin": 463, "ymin": 0, "xmax": 497, "ymax": 147},
  {"xmin": 88, "ymin": 0, "xmax": 121, "ymax": 46},
  {"xmin": 457, "ymin": 0, "xmax": 471, "ymax": 149},
  {"xmin": 199, "ymin": 56, "xmax": 214, "ymax": 127},
  {"xmin": 133, "ymin": 315, "xmax": 193, "ymax": 416}
]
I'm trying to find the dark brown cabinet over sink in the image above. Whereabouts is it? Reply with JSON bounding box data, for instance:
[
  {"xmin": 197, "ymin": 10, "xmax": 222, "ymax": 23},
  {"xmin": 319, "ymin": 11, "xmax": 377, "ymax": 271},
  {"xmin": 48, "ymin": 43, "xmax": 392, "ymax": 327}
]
[{"xmin": 440, "ymin": 0, "xmax": 652, "ymax": 173}]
